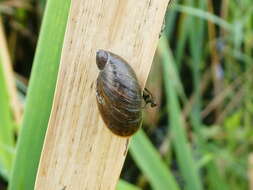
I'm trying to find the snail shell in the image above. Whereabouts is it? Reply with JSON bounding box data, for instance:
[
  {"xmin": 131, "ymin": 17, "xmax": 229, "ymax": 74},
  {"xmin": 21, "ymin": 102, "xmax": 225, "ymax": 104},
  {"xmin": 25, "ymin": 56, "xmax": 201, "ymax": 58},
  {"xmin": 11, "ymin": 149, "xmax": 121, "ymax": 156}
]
[{"xmin": 96, "ymin": 50, "xmax": 142, "ymax": 137}]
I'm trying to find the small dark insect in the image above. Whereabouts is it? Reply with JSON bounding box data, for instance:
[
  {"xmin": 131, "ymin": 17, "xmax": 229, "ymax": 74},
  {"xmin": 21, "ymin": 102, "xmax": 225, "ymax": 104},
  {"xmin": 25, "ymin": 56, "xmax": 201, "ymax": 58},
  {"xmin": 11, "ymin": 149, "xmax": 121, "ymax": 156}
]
[{"xmin": 96, "ymin": 50, "xmax": 156, "ymax": 137}]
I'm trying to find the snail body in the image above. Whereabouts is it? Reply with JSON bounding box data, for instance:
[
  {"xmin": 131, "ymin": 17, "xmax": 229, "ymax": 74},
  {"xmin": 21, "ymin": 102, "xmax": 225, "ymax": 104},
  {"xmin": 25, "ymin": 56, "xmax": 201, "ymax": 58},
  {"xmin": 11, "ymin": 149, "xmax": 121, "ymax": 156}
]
[{"xmin": 96, "ymin": 50, "xmax": 142, "ymax": 137}]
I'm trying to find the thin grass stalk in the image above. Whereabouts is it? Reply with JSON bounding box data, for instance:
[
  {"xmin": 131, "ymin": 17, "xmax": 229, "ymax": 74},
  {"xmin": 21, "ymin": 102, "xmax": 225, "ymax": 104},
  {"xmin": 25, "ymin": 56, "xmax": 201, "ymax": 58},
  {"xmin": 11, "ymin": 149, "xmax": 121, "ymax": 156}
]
[
  {"xmin": 159, "ymin": 35, "xmax": 203, "ymax": 190},
  {"xmin": 0, "ymin": 57, "xmax": 14, "ymax": 181},
  {"xmin": 187, "ymin": 1, "xmax": 204, "ymax": 137},
  {"xmin": 207, "ymin": 0, "xmax": 223, "ymax": 120},
  {"xmin": 172, "ymin": 4, "xmax": 232, "ymax": 31},
  {"xmin": 0, "ymin": 16, "xmax": 22, "ymax": 126}
]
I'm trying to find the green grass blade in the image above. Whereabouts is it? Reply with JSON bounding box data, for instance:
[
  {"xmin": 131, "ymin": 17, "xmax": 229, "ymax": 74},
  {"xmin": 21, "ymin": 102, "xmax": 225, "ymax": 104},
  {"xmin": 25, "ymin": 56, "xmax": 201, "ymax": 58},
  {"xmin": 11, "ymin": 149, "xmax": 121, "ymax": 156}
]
[
  {"xmin": 8, "ymin": 0, "xmax": 70, "ymax": 189},
  {"xmin": 117, "ymin": 180, "xmax": 141, "ymax": 190},
  {"xmin": 159, "ymin": 35, "xmax": 203, "ymax": 190},
  {"xmin": 205, "ymin": 161, "xmax": 228, "ymax": 190},
  {"xmin": 175, "ymin": 15, "xmax": 190, "ymax": 68},
  {"xmin": 130, "ymin": 130, "xmax": 180, "ymax": 190},
  {"xmin": 0, "ymin": 60, "xmax": 14, "ymax": 180},
  {"xmin": 173, "ymin": 4, "xmax": 232, "ymax": 31},
  {"xmin": 164, "ymin": 9, "xmax": 177, "ymax": 40},
  {"xmin": 187, "ymin": 1, "xmax": 205, "ymax": 135}
]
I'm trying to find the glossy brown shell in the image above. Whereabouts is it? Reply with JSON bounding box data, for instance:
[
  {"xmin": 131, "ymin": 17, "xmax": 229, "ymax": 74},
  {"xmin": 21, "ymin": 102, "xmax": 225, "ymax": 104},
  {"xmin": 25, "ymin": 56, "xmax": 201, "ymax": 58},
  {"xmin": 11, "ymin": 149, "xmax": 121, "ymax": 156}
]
[{"xmin": 96, "ymin": 50, "xmax": 142, "ymax": 137}]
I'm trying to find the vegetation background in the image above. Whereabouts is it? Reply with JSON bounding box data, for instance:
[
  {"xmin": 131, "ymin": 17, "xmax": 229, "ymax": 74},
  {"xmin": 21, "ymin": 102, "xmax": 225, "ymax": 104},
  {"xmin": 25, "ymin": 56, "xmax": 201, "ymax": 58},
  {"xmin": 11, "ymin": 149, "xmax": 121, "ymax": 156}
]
[{"xmin": 0, "ymin": 0, "xmax": 252, "ymax": 189}]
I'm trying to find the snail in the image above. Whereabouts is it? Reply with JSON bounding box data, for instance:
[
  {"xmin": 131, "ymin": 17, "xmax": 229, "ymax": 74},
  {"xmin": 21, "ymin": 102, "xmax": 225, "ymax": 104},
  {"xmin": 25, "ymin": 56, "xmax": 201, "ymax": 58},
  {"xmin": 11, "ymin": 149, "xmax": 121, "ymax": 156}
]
[{"xmin": 96, "ymin": 50, "xmax": 156, "ymax": 137}]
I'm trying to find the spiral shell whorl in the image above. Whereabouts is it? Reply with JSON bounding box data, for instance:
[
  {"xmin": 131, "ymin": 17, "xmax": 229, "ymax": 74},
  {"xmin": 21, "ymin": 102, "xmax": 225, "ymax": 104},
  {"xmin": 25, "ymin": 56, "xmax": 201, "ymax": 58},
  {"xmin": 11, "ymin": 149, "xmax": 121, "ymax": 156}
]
[{"xmin": 96, "ymin": 50, "xmax": 142, "ymax": 137}]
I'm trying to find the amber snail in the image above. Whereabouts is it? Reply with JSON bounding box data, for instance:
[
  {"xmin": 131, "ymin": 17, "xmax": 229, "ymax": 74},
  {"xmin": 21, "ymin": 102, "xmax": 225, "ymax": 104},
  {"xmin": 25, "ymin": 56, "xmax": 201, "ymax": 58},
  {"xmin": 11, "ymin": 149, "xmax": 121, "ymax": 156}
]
[{"xmin": 95, "ymin": 50, "xmax": 156, "ymax": 137}]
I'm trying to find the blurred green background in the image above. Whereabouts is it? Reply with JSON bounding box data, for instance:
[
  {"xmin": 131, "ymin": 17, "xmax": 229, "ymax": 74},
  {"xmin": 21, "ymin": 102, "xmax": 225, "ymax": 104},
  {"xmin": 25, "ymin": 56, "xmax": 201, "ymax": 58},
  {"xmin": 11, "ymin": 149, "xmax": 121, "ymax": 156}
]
[{"xmin": 0, "ymin": 0, "xmax": 253, "ymax": 189}]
